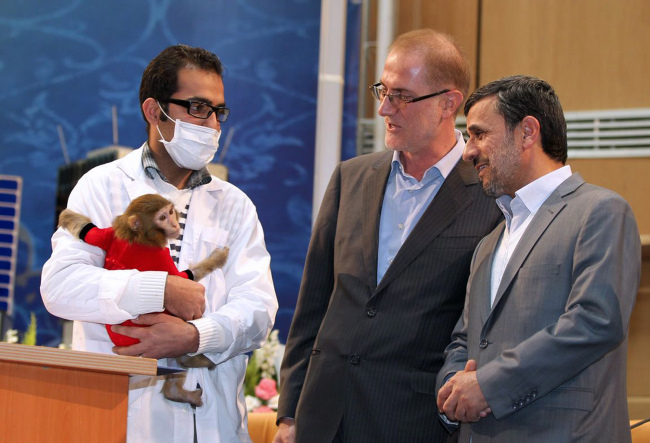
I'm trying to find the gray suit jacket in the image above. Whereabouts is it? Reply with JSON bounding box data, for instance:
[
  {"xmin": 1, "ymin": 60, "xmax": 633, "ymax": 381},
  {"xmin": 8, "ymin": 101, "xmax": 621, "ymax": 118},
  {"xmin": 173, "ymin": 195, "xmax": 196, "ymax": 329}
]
[
  {"xmin": 278, "ymin": 151, "xmax": 502, "ymax": 443},
  {"xmin": 437, "ymin": 173, "xmax": 641, "ymax": 443}
]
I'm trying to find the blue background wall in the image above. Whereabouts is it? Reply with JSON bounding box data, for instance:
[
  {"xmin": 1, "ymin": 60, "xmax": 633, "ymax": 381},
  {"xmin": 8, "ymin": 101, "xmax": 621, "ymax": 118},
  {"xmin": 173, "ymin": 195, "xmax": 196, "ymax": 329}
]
[{"xmin": 0, "ymin": 0, "xmax": 360, "ymax": 345}]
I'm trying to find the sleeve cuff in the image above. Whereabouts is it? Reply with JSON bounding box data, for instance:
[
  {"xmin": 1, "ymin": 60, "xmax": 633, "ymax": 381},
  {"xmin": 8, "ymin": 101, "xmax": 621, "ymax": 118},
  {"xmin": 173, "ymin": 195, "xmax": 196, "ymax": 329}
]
[
  {"xmin": 439, "ymin": 412, "xmax": 459, "ymax": 427},
  {"xmin": 188, "ymin": 317, "xmax": 228, "ymax": 355},
  {"xmin": 121, "ymin": 271, "xmax": 167, "ymax": 315}
]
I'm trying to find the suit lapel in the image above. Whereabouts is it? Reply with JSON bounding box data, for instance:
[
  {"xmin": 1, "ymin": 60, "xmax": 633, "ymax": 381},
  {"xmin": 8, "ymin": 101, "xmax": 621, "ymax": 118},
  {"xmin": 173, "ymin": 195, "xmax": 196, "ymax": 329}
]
[
  {"xmin": 362, "ymin": 155, "xmax": 392, "ymax": 290},
  {"xmin": 488, "ymin": 173, "xmax": 585, "ymax": 316},
  {"xmin": 375, "ymin": 161, "xmax": 475, "ymax": 295}
]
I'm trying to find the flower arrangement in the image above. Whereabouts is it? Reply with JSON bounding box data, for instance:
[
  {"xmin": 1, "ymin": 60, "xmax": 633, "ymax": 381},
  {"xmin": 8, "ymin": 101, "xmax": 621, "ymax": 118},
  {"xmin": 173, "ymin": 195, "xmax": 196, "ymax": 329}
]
[{"xmin": 244, "ymin": 329, "xmax": 281, "ymax": 413}]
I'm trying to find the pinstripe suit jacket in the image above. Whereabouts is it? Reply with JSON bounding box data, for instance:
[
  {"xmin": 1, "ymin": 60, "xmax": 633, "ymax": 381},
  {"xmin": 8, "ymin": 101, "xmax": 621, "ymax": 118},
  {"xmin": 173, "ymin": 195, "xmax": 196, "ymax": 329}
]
[
  {"xmin": 437, "ymin": 173, "xmax": 641, "ymax": 443},
  {"xmin": 278, "ymin": 151, "xmax": 502, "ymax": 443}
]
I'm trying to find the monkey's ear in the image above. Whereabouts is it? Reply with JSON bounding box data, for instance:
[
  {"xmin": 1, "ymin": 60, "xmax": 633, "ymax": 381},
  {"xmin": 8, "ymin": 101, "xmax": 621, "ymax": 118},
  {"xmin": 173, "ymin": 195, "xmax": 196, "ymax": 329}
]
[{"xmin": 128, "ymin": 215, "xmax": 141, "ymax": 232}]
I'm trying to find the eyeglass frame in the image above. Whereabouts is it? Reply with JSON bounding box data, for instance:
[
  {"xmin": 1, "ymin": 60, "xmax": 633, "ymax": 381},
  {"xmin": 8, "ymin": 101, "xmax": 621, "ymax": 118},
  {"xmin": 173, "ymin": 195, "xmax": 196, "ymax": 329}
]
[
  {"xmin": 369, "ymin": 82, "xmax": 450, "ymax": 108},
  {"xmin": 164, "ymin": 98, "xmax": 230, "ymax": 123}
]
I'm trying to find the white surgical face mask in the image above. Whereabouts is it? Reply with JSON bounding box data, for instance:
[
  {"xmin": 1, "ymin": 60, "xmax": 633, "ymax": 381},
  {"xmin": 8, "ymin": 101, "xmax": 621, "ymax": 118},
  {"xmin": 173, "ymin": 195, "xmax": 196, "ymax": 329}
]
[{"xmin": 156, "ymin": 102, "xmax": 221, "ymax": 170}]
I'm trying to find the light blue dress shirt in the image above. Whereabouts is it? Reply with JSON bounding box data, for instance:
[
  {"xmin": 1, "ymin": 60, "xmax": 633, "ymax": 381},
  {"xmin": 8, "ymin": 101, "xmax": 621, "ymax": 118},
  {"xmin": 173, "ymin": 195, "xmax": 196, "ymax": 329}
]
[{"xmin": 377, "ymin": 130, "xmax": 465, "ymax": 284}]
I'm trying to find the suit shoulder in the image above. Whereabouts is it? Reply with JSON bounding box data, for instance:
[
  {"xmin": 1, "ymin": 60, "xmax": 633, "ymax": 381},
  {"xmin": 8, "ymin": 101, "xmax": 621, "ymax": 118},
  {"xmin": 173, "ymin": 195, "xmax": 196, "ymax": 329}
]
[
  {"xmin": 452, "ymin": 160, "xmax": 500, "ymax": 207},
  {"xmin": 340, "ymin": 151, "xmax": 392, "ymax": 170},
  {"xmin": 569, "ymin": 181, "xmax": 631, "ymax": 209}
]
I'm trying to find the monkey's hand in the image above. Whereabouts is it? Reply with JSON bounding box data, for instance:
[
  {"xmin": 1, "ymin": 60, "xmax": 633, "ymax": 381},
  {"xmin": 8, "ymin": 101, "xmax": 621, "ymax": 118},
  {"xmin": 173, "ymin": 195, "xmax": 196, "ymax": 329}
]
[
  {"xmin": 58, "ymin": 209, "xmax": 93, "ymax": 238},
  {"xmin": 111, "ymin": 313, "xmax": 200, "ymax": 359},
  {"xmin": 163, "ymin": 275, "xmax": 205, "ymax": 321},
  {"xmin": 190, "ymin": 246, "xmax": 229, "ymax": 281}
]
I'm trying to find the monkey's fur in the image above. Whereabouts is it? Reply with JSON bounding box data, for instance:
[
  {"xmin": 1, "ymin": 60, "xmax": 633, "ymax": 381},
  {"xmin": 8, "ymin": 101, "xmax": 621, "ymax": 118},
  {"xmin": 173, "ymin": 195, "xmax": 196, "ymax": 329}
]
[{"xmin": 58, "ymin": 194, "xmax": 229, "ymax": 407}]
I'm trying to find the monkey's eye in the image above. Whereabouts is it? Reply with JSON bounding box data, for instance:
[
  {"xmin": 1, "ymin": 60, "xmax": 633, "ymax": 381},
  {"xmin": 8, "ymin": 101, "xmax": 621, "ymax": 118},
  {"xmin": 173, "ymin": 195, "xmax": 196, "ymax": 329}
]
[{"xmin": 159, "ymin": 215, "xmax": 167, "ymax": 222}]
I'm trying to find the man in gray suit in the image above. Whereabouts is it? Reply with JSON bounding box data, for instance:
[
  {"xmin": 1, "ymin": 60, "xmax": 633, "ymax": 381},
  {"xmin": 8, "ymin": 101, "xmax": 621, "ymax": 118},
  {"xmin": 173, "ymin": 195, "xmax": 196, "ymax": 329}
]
[
  {"xmin": 274, "ymin": 29, "xmax": 501, "ymax": 443},
  {"xmin": 436, "ymin": 75, "xmax": 641, "ymax": 442}
]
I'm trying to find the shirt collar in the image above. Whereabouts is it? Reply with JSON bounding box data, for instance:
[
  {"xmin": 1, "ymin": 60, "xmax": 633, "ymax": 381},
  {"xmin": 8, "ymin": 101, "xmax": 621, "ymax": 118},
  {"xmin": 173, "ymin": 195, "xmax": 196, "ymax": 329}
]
[
  {"xmin": 142, "ymin": 142, "xmax": 212, "ymax": 189},
  {"xmin": 390, "ymin": 129, "xmax": 465, "ymax": 180},
  {"xmin": 496, "ymin": 165, "xmax": 573, "ymax": 219}
]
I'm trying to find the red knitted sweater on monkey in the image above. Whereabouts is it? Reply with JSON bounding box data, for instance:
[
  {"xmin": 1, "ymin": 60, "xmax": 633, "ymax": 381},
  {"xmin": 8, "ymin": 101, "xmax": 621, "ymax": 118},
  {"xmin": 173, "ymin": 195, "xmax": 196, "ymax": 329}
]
[
  {"xmin": 82, "ymin": 226, "xmax": 190, "ymax": 346},
  {"xmin": 83, "ymin": 226, "xmax": 189, "ymax": 277}
]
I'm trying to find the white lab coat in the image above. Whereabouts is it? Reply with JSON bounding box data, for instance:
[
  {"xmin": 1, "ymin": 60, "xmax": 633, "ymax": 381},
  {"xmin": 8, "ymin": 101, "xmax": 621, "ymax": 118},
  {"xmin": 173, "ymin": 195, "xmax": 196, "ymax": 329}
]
[{"xmin": 41, "ymin": 146, "xmax": 278, "ymax": 442}]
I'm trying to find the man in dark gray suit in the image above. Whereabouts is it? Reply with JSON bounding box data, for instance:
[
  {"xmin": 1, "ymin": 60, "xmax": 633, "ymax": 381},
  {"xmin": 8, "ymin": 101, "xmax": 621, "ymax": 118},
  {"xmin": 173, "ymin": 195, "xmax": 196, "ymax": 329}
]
[
  {"xmin": 436, "ymin": 75, "xmax": 641, "ymax": 442},
  {"xmin": 274, "ymin": 29, "xmax": 502, "ymax": 443}
]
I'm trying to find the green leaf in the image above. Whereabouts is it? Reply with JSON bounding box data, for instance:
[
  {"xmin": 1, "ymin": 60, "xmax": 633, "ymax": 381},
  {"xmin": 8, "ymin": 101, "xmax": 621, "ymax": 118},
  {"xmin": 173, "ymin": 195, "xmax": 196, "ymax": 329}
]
[
  {"xmin": 244, "ymin": 352, "xmax": 261, "ymax": 397},
  {"xmin": 22, "ymin": 312, "xmax": 37, "ymax": 346}
]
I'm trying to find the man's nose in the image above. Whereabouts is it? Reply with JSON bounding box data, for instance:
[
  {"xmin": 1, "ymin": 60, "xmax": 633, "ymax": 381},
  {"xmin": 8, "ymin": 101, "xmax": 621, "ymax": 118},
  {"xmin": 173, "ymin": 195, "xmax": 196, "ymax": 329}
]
[
  {"xmin": 377, "ymin": 95, "xmax": 396, "ymax": 116},
  {"xmin": 463, "ymin": 142, "xmax": 476, "ymax": 162},
  {"xmin": 203, "ymin": 113, "xmax": 221, "ymax": 130}
]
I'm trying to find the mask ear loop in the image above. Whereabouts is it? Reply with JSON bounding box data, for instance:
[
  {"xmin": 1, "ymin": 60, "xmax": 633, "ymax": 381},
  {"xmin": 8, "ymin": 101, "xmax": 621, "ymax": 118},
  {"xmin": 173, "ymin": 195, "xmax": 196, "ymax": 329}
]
[
  {"xmin": 156, "ymin": 102, "xmax": 176, "ymax": 143},
  {"xmin": 157, "ymin": 101, "xmax": 175, "ymax": 121}
]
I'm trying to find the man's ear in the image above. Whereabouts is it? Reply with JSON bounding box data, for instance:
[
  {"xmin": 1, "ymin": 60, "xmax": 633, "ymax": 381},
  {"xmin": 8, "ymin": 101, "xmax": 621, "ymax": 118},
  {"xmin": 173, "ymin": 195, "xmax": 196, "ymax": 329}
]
[
  {"xmin": 520, "ymin": 115, "xmax": 541, "ymax": 149},
  {"xmin": 442, "ymin": 89, "xmax": 463, "ymax": 119},
  {"xmin": 142, "ymin": 97, "xmax": 161, "ymax": 126},
  {"xmin": 441, "ymin": 90, "xmax": 464, "ymax": 119}
]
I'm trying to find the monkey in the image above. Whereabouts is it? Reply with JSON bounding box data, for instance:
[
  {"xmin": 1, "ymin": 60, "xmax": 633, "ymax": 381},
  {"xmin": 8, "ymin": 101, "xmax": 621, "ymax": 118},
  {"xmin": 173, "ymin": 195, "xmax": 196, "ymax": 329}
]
[{"xmin": 58, "ymin": 193, "xmax": 229, "ymax": 407}]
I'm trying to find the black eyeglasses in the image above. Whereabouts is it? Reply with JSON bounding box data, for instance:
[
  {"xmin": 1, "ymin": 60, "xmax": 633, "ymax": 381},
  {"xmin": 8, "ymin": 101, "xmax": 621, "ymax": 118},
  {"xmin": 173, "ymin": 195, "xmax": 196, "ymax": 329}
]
[
  {"xmin": 165, "ymin": 98, "xmax": 230, "ymax": 123},
  {"xmin": 369, "ymin": 83, "xmax": 449, "ymax": 109}
]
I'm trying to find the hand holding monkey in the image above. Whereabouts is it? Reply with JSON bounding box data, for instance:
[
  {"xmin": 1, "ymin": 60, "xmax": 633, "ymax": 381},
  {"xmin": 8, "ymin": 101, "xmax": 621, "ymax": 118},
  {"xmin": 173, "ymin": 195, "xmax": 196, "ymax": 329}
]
[
  {"xmin": 163, "ymin": 275, "xmax": 206, "ymax": 321},
  {"xmin": 112, "ymin": 311, "xmax": 200, "ymax": 358}
]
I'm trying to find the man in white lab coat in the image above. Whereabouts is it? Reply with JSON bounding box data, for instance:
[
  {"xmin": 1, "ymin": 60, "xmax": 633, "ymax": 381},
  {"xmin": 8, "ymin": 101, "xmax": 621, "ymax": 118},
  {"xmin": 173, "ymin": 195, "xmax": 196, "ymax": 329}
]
[{"xmin": 41, "ymin": 44, "xmax": 278, "ymax": 442}]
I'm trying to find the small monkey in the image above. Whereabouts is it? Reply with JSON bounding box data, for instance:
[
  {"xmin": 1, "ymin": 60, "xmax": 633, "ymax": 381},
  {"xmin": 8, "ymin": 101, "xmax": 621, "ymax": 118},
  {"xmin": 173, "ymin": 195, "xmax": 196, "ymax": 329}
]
[{"xmin": 59, "ymin": 193, "xmax": 229, "ymax": 407}]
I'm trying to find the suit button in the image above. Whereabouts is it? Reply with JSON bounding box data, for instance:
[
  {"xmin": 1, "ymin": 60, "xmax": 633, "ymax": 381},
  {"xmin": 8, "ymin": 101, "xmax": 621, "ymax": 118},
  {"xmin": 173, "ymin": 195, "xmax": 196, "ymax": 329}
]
[
  {"xmin": 350, "ymin": 354, "xmax": 360, "ymax": 365},
  {"xmin": 479, "ymin": 339, "xmax": 488, "ymax": 349},
  {"xmin": 519, "ymin": 400, "xmax": 525, "ymax": 407},
  {"xmin": 512, "ymin": 403, "xmax": 518, "ymax": 410},
  {"xmin": 367, "ymin": 307, "xmax": 377, "ymax": 317},
  {"xmin": 532, "ymin": 389, "xmax": 538, "ymax": 398},
  {"xmin": 525, "ymin": 394, "xmax": 531, "ymax": 403}
]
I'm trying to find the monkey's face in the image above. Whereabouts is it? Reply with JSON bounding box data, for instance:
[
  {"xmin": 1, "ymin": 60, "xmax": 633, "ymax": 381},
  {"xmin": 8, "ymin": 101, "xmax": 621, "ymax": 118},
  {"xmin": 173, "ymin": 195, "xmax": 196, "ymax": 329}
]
[{"xmin": 155, "ymin": 204, "xmax": 181, "ymax": 240}]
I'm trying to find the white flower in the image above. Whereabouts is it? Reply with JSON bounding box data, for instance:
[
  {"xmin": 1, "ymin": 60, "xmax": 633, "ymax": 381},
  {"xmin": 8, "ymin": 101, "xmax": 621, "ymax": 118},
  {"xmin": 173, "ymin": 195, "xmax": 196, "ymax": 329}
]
[
  {"xmin": 267, "ymin": 393, "xmax": 280, "ymax": 410},
  {"xmin": 245, "ymin": 395, "xmax": 262, "ymax": 412},
  {"xmin": 255, "ymin": 329, "xmax": 281, "ymax": 380},
  {"xmin": 4, "ymin": 329, "xmax": 18, "ymax": 344}
]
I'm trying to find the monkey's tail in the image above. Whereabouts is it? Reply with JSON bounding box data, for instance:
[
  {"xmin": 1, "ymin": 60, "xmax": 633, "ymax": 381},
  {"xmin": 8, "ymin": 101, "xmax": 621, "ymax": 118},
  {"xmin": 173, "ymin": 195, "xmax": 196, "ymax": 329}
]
[
  {"xmin": 190, "ymin": 247, "xmax": 229, "ymax": 281},
  {"xmin": 58, "ymin": 209, "xmax": 92, "ymax": 239}
]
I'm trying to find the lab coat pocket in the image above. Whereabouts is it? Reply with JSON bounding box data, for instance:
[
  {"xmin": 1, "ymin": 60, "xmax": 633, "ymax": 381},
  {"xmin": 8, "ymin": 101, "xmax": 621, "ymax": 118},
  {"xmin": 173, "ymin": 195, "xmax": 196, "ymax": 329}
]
[{"xmin": 197, "ymin": 226, "xmax": 229, "ymax": 253}]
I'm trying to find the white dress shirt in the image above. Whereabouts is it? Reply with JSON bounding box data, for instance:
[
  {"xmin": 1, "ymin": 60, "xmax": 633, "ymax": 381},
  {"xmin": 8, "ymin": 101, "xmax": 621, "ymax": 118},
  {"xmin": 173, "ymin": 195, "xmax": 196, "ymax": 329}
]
[{"xmin": 490, "ymin": 165, "xmax": 573, "ymax": 306}]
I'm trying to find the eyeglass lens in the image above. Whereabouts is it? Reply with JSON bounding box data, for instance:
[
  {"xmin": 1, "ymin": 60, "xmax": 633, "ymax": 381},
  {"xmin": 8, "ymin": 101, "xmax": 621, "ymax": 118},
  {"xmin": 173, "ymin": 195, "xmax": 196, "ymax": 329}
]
[
  {"xmin": 371, "ymin": 85, "xmax": 405, "ymax": 108},
  {"xmin": 188, "ymin": 103, "xmax": 229, "ymax": 122}
]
